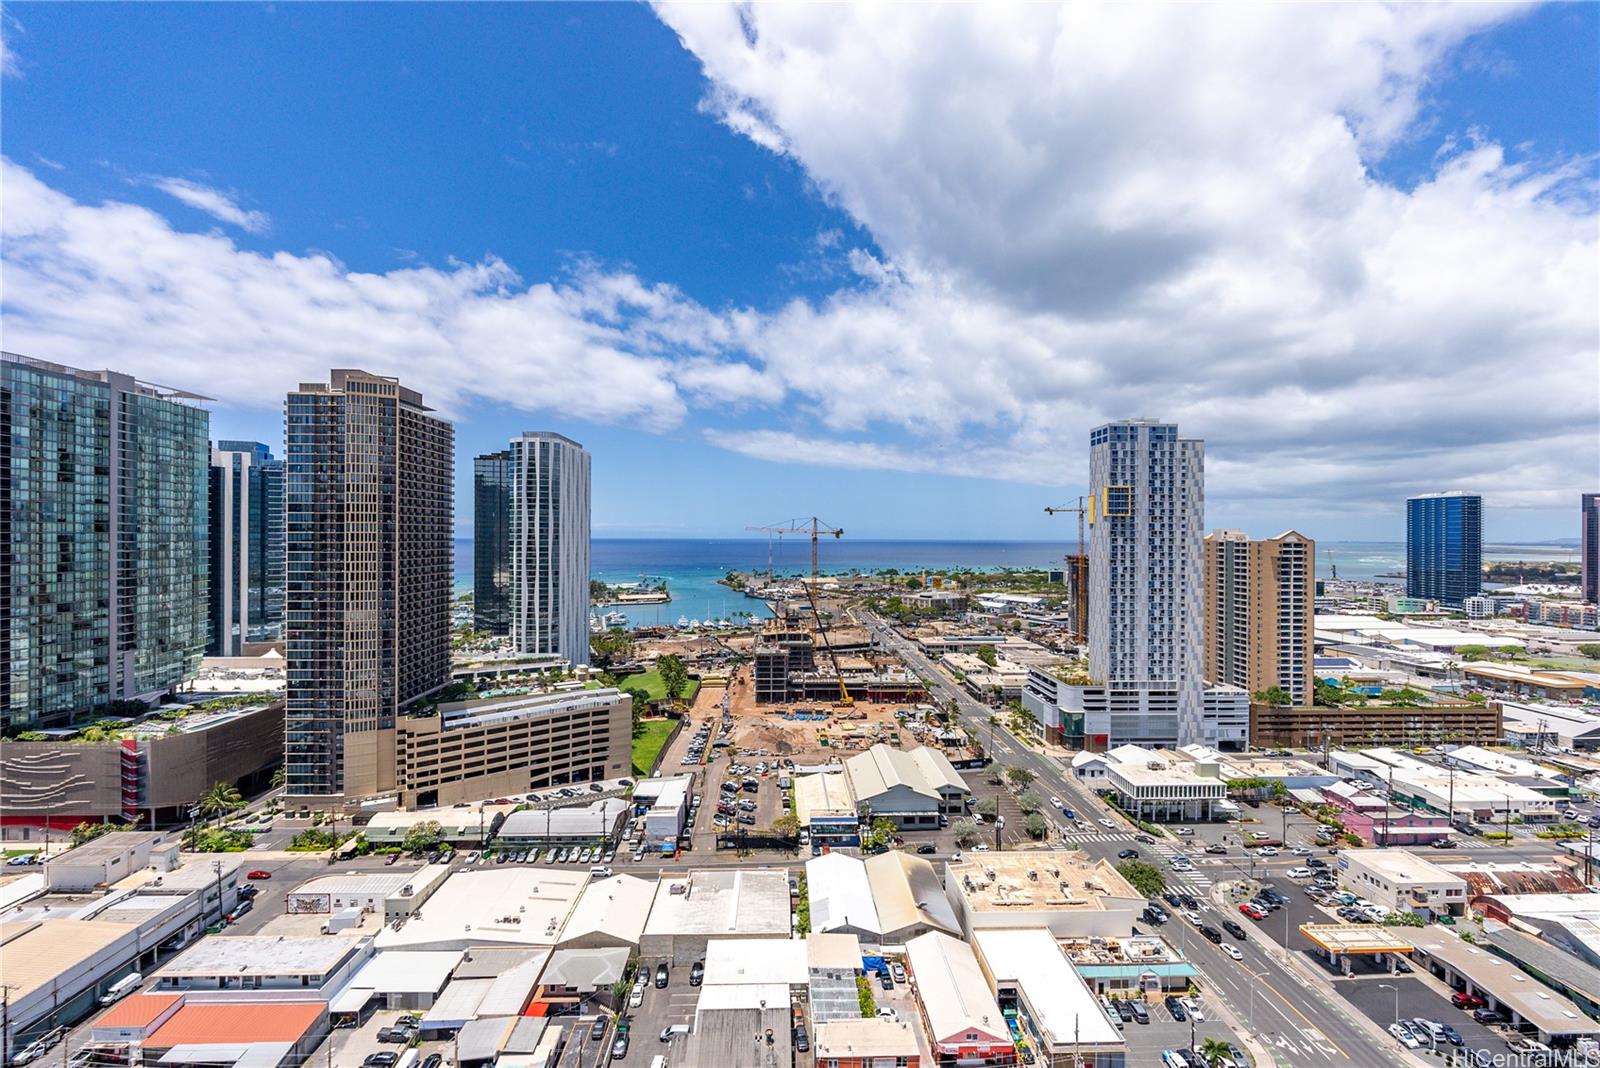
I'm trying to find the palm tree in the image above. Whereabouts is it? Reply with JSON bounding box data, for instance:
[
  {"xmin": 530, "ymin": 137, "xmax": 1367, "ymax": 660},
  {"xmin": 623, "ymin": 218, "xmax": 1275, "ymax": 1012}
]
[
  {"xmin": 196, "ymin": 781, "xmax": 244, "ymax": 822},
  {"xmin": 1200, "ymin": 1037, "xmax": 1232, "ymax": 1066}
]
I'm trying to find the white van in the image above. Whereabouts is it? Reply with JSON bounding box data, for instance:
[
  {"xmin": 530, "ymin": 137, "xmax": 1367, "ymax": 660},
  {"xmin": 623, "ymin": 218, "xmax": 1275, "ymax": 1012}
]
[
  {"xmin": 650, "ymin": 1057, "xmax": 667, "ymax": 1068},
  {"xmin": 660, "ymin": 1024, "xmax": 689, "ymax": 1041},
  {"xmin": 100, "ymin": 973, "xmax": 142, "ymax": 1006}
]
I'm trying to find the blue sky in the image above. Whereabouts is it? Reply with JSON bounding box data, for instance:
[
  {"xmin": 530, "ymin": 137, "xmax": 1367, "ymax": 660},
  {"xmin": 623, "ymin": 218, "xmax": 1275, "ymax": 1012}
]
[{"xmin": 2, "ymin": 3, "xmax": 1595, "ymax": 543}]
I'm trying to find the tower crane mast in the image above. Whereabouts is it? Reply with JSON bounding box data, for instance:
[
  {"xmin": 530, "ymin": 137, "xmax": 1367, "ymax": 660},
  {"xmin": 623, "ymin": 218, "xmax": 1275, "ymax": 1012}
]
[
  {"xmin": 744, "ymin": 517, "xmax": 843, "ymax": 579},
  {"xmin": 1044, "ymin": 498, "xmax": 1089, "ymax": 644}
]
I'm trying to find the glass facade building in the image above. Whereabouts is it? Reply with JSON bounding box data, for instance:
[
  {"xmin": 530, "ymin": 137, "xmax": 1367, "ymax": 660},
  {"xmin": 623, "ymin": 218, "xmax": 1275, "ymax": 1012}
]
[
  {"xmin": 1, "ymin": 352, "xmax": 210, "ymax": 729},
  {"xmin": 1406, "ymin": 492, "xmax": 1483, "ymax": 608},
  {"xmin": 207, "ymin": 441, "xmax": 284, "ymax": 655},
  {"xmin": 1583, "ymin": 493, "xmax": 1599, "ymax": 606},
  {"xmin": 283, "ymin": 370, "xmax": 453, "ymax": 799},
  {"xmin": 508, "ymin": 432, "xmax": 591, "ymax": 666},
  {"xmin": 473, "ymin": 449, "xmax": 512, "ymax": 635}
]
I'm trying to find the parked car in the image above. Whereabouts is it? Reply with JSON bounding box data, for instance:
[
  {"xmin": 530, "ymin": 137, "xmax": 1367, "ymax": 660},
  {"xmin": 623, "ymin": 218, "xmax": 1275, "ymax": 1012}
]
[
  {"xmin": 689, "ymin": 961, "xmax": 704, "ymax": 987},
  {"xmin": 590, "ymin": 1017, "xmax": 608, "ymax": 1041},
  {"xmin": 1239, "ymin": 903, "xmax": 1265, "ymax": 920},
  {"xmin": 655, "ymin": 963, "xmax": 669, "ymax": 988},
  {"xmin": 362, "ymin": 1055, "xmax": 399, "ymax": 1068},
  {"xmin": 879, "ymin": 972, "xmax": 894, "ymax": 990},
  {"xmin": 246, "ymin": 869, "xmax": 271, "ymax": 880},
  {"xmin": 1164, "ymin": 996, "xmax": 1187, "ymax": 1021},
  {"xmin": 793, "ymin": 1025, "xmax": 809, "ymax": 1052},
  {"xmin": 1114, "ymin": 1000, "xmax": 1135, "ymax": 1022},
  {"xmin": 916, "ymin": 844, "xmax": 937, "ymax": 855},
  {"xmin": 1472, "ymin": 1008, "xmax": 1506, "ymax": 1026},
  {"xmin": 610, "ymin": 1032, "xmax": 629, "ymax": 1060},
  {"xmin": 1129, "ymin": 1001, "xmax": 1149, "ymax": 1025},
  {"xmin": 891, "ymin": 963, "xmax": 907, "ymax": 983},
  {"xmin": 1451, "ymin": 992, "xmax": 1486, "ymax": 1010},
  {"xmin": 1389, "ymin": 1022, "xmax": 1419, "ymax": 1049}
]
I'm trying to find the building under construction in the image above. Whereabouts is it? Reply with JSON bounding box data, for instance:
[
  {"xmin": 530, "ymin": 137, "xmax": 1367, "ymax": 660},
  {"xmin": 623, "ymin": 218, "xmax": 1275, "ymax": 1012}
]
[{"xmin": 751, "ymin": 624, "xmax": 925, "ymax": 705}]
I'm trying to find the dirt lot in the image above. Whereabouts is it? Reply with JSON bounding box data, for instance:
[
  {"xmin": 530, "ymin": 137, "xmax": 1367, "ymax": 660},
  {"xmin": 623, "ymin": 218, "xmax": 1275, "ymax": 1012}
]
[{"xmin": 718, "ymin": 664, "xmax": 913, "ymax": 765}]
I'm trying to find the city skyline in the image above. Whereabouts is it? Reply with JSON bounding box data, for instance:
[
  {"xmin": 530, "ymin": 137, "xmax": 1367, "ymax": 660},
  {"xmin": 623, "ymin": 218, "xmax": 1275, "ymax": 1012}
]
[{"xmin": 1, "ymin": 4, "xmax": 1594, "ymax": 542}]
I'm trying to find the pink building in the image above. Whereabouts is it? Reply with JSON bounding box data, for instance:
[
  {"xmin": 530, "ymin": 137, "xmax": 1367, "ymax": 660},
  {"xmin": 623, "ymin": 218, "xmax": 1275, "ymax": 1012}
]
[{"xmin": 1321, "ymin": 782, "xmax": 1450, "ymax": 845}]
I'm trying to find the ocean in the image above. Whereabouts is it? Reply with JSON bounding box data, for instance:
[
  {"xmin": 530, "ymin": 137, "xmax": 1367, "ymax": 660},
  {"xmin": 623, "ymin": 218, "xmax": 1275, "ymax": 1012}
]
[{"xmin": 453, "ymin": 538, "xmax": 1579, "ymax": 629}]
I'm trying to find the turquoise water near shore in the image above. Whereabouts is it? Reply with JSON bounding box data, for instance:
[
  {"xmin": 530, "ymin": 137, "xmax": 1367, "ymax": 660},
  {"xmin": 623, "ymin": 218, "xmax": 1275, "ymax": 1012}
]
[{"xmin": 452, "ymin": 538, "xmax": 1577, "ymax": 630}]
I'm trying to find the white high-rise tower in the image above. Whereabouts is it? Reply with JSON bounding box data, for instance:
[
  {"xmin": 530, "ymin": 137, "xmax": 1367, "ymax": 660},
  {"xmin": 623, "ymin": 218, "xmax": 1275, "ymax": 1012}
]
[
  {"xmin": 509, "ymin": 432, "xmax": 591, "ymax": 666},
  {"xmin": 1083, "ymin": 419, "xmax": 1207, "ymax": 745}
]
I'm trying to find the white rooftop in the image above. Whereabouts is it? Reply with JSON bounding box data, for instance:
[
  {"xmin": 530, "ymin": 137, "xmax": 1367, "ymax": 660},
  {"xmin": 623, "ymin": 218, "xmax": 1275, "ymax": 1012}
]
[
  {"xmin": 557, "ymin": 875, "xmax": 655, "ymax": 947},
  {"xmin": 643, "ymin": 869, "xmax": 790, "ymax": 938},
  {"xmin": 973, "ymin": 928, "xmax": 1122, "ymax": 1048},
  {"xmin": 806, "ymin": 853, "xmax": 881, "ymax": 936},
  {"xmin": 156, "ymin": 936, "xmax": 361, "ymax": 979},
  {"xmin": 703, "ymin": 937, "xmax": 809, "ymax": 986},
  {"xmin": 904, "ymin": 931, "xmax": 1008, "ymax": 1043},
  {"xmin": 343, "ymin": 950, "xmax": 462, "ymax": 995},
  {"xmin": 376, "ymin": 867, "xmax": 587, "ymax": 951}
]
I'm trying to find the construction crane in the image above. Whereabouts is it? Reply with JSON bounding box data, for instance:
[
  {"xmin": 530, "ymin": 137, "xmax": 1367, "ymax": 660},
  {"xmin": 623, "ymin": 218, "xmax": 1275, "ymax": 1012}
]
[
  {"xmin": 744, "ymin": 517, "xmax": 843, "ymax": 579},
  {"xmin": 802, "ymin": 581, "xmax": 852, "ymax": 706},
  {"xmin": 1044, "ymin": 498, "xmax": 1089, "ymax": 643}
]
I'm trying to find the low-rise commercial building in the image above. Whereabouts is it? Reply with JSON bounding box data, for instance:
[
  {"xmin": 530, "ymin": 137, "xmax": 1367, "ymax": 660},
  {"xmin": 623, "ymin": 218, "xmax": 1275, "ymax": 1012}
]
[
  {"xmin": 359, "ymin": 803, "xmax": 517, "ymax": 847},
  {"xmin": 794, "ymin": 769, "xmax": 860, "ymax": 848},
  {"xmin": 1, "ymin": 856, "xmax": 243, "ymax": 1052},
  {"xmin": 944, "ymin": 851, "xmax": 1140, "ymax": 939},
  {"xmin": 284, "ymin": 866, "xmax": 451, "ymax": 924},
  {"xmin": 497, "ymin": 799, "xmax": 628, "ymax": 846},
  {"xmin": 844, "ymin": 744, "xmax": 969, "ymax": 830},
  {"xmin": 97, "ymin": 996, "xmax": 329, "ymax": 1068},
  {"xmin": 1249, "ymin": 698, "xmax": 1503, "ymax": 748},
  {"xmin": 153, "ymin": 936, "xmax": 371, "ymax": 995},
  {"xmin": 1464, "ymin": 663, "xmax": 1593, "ymax": 700},
  {"xmin": 1073, "ymin": 745, "xmax": 1227, "ymax": 822},
  {"xmin": 812, "ymin": 1018, "xmax": 923, "ymax": 1068},
  {"xmin": 973, "ymin": 927, "xmax": 1124, "ymax": 1067},
  {"xmin": 904, "ymin": 931, "xmax": 1012, "ymax": 1065},
  {"xmin": 805, "ymin": 851, "xmax": 960, "ymax": 946},
  {"xmin": 1336, "ymin": 850, "xmax": 1468, "ymax": 918},
  {"xmin": 374, "ymin": 867, "xmax": 588, "ymax": 952},
  {"xmin": 1409, "ymin": 927, "xmax": 1600, "ymax": 1047},
  {"xmin": 631, "ymin": 775, "xmax": 693, "ymax": 847},
  {"xmin": 640, "ymin": 868, "xmax": 792, "ymax": 965},
  {"xmin": 556, "ymin": 874, "xmax": 655, "ymax": 950}
]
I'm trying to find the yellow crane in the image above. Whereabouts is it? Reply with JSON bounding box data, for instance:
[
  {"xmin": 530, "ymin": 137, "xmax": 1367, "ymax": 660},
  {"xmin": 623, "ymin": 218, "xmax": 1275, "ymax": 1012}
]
[
  {"xmin": 1044, "ymin": 498, "xmax": 1089, "ymax": 643},
  {"xmin": 744, "ymin": 517, "xmax": 843, "ymax": 579}
]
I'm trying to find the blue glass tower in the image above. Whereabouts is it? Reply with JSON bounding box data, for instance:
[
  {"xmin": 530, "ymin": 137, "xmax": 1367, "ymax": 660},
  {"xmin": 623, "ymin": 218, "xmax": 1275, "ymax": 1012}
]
[{"xmin": 1406, "ymin": 492, "xmax": 1482, "ymax": 608}]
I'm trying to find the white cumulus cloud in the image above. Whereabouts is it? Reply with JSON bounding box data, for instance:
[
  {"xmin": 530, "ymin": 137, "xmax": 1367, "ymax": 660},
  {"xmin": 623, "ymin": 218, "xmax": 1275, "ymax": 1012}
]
[
  {"xmin": 149, "ymin": 176, "xmax": 273, "ymax": 234},
  {"xmin": 657, "ymin": 1, "xmax": 1598, "ymax": 516}
]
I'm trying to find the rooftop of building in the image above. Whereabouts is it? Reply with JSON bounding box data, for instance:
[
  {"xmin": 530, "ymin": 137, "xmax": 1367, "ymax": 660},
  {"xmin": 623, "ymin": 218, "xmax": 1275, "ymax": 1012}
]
[
  {"xmin": 904, "ymin": 931, "xmax": 1008, "ymax": 1041},
  {"xmin": 973, "ymin": 927, "xmax": 1122, "ymax": 1048},
  {"xmin": 1410, "ymin": 926, "xmax": 1600, "ymax": 1037},
  {"xmin": 703, "ymin": 937, "xmax": 809, "ymax": 987},
  {"xmin": 556, "ymin": 874, "xmax": 655, "ymax": 947},
  {"xmin": 643, "ymin": 868, "xmax": 791, "ymax": 938},
  {"xmin": 865, "ymin": 850, "xmax": 960, "ymax": 936},
  {"xmin": 947, "ymin": 851, "xmax": 1139, "ymax": 912},
  {"xmin": 2, "ymin": 352, "xmax": 211, "ymax": 403},
  {"xmin": 794, "ymin": 769, "xmax": 857, "ymax": 823},
  {"xmin": 49, "ymin": 831, "xmax": 176, "ymax": 867},
  {"xmin": 343, "ymin": 949, "xmax": 463, "ymax": 995},
  {"xmin": 288, "ymin": 865, "xmax": 448, "ymax": 900},
  {"xmin": 812, "ymin": 1018, "xmax": 920, "ymax": 1059},
  {"xmin": 94, "ymin": 993, "xmax": 183, "ymax": 1030},
  {"xmin": 375, "ymin": 867, "xmax": 588, "ymax": 950},
  {"xmin": 806, "ymin": 853, "xmax": 879, "ymax": 935},
  {"xmin": 1340, "ymin": 849, "xmax": 1462, "ymax": 884},
  {"xmin": 146, "ymin": 1000, "xmax": 325, "ymax": 1049},
  {"xmin": 845, "ymin": 744, "xmax": 968, "ymax": 801},
  {"xmin": 156, "ymin": 936, "xmax": 361, "ymax": 978},
  {"xmin": 0, "ymin": 919, "xmax": 132, "ymax": 1001}
]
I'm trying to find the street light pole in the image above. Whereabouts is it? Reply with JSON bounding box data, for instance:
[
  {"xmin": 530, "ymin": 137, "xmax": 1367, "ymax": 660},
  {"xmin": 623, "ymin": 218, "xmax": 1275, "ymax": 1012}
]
[{"xmin": 1378, "ymin": 982, "xmax": 1399, "ymax": 1026}]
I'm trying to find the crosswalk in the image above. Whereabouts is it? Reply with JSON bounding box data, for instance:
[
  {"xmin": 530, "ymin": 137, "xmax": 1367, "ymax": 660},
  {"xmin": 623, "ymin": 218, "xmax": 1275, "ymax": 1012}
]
[{"xmin": 1060, "ymin": 830, "xmax": 1139, "ymax": 844}]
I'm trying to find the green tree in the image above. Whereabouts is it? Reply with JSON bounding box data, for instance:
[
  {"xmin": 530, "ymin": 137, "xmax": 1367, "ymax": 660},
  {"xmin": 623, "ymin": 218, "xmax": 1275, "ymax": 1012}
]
[
  {"xmin": 1004, "ymin": 765, "xmax": 1036, "ymax": 789},
  {"xmin": 951, "ymin": 818, "xmax": 982, "ymax": 849},
  {"xmin": 624, "ymin": 688, "xmax": 651, "ymax": 738},
  {"xmin": 1200, "ymin": 1037, "xmax": 1233, "ymax": 1067},
  {"xmin": 771, "ymin": 812, "xmax": 800, "ymax": 838},
  {"xmin": 975, "ymin": 797, "xmax": 999, "ymax": 818},
  {"xmin": 1252, "ymin": 687, "xmax": 1292, "ymax": 707},
  {"xmin": 1017, "ymin": 789, "xmax": 1044, "ymax": 814},
  {"xmin": 904, "ymin": 576, "xmax": 921, "ymax": 590},
  {"xmin": 69, "ymin": 821, "xmax": 118, "ymax": 847},
  {"xmin": 1456, "ymin": 644, "xmax": 1493, "ymax": 662},
  {"xmin": 197, "ymin": 781, "xmax": 244, "ymax": 821},
  {"xmin": 1023, "ymin": 812, "xmax": 1048, "ymax": 839},
  {"xmin": 1578, "ymin": 644, "xmax": 1600, "ymax": 661},
  {"xmin": 976, "ymin": 644, "xmax": 998, "ymax": 668},
  {"xmin": 270, "ymin": 766, "xmax": 287, "ymax": 789},
  {"xmin": 657, "ymin": 655, "xmax": 689, "ymax": 701},
  {"xmin": 401, "ymin": 819, "xmax": 444, "ymax": 854},
  {"xmin": 1116, "ymin": 860, "xmax": 1166, "ymax": 898}
]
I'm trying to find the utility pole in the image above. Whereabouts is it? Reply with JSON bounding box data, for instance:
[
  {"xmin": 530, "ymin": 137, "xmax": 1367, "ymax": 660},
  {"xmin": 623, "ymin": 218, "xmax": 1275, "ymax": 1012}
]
[{"xmin": 212, "ymin": 860, "xmax": 225, "ymax": 924}]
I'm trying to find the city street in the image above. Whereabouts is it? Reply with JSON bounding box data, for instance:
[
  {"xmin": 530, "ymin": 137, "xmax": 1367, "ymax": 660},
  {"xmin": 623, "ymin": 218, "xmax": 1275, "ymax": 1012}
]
[{"xmin": 860, "ymin": 607, "xmax": 1412, "ymax": 1068}]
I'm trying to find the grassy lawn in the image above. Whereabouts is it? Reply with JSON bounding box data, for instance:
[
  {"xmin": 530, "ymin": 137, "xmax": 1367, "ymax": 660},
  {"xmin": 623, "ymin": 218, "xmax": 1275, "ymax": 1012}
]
[
  {"xmin": 617, "ymin": 669, "xmax": 701, "ymax": 704},
  {"xmin": 631, "ymin": 719, "xmax": 677, "ymax": 778}
]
